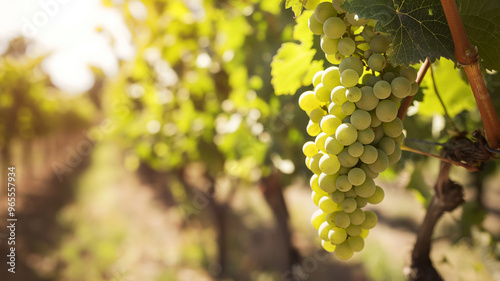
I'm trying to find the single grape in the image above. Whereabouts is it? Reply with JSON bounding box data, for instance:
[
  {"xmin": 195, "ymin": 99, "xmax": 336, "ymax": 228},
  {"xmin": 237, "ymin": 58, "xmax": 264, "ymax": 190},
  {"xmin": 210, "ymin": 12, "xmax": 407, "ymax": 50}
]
[
  {"xmin": 378, "ymin": 136, "xmax": 395, "ymax": 155},
  {"xmin": 365, "ymin": 75, "xmax": 381, "ymax": 87},
  {"xmin": 348, "ymin": 236, "xmax": 365, "ymax": 252},
  {"xmin": 349, "ymin": 208, "xmax": 366, "ymax": 225},
  {"xmin": 320, "ymin": 115, "xmax": 342, "ymax": 135},
  {"xmin": 382, "ymin": 117, "xmax": 404, "ymax": 138},
  {"xmin": 329, "ymin": 227, "xmax": 347, "ymax": 244},
  {"xmin": 309, "ymin": 153, "xmax": 323, "ymax": 174},
  {"xmin": 312, "ymin": 191, "xmax": 322, "ymax": 205},
  {"xmin": 325, "ymin": 136, "xmax": 344, "ymax": 155},
  {"xmin": 335, "ymin": 123, "xmax": 358, "ymax": 146},
  {"xmin": 315, "ymin": 132, "xmax": 328, "ymax": 153},
  {"xmin": 305, "ymin": 0, "xmax": 320, "ymax": 10},
  {"xmin": 354, "ymin": 177, "xmax": 376, "ymax": 198},
  {"xmin": 321, "ymin": 36, "xmax": 339, "ymax": 55},
  {"xmin": 369, "ymin": 34, "xmax": 390, "ymax": 53},
  {"xmin": 340, "ymin": 69, "xmax": 359, "ymax": 88},
  {"xmin": 388, "ymin": 144, "xmax": 402, "ymax": 164},
  {"xmin": 356, "ymin": 86, "xmax": 379, "ymax": 111},
  {"xmin": 383, "ymin": 71, "xmax": 396, "ymax": 83},
  {"xmin": 409, "ymin": 82, "xmax": 419, "ymax": 96},
  {"xmin": 318, "ymin": 172, "xmax": 339, "ymax": 193},
  {"xmin": 350, "ymin": 109, "xmax": 371, "ymax": 130},
  {"xmin": 330, "ymin": 190, "xmax": 345, "ymax": 204},
  {"xmin": 342, "ymin": 101, "xmax": 356, "ymax": 115},
  {"xmin": 394, "ymin": 132, "xmax": 405, "ymax": 145},
  {"xmin": 344, "ymin": 188, "xmax": 357, "ymax": 198},
  {"xmin": 309, "ymin": 107, "xmax": 326, "ymax": 123},
  {"xmin": 368, "ymin": 185, "xmax": 385, "ymax": 204},
  {"xmin": 346, "ymin": 13, "xmax": 369, "ymax": 26},
  {"xmin": 338, "ymin": 37, "xmax": 356, "ymax": 56},
  {"xmin": 369, "ymin": 110, "xmax": 382, "ymax": 127},
  {"xmin": 373, "ymin": 80, "xmax": 392, "ymax": 99},
  {"xmin": 307, "ymin": 120, "xmax": 321, "ymax": 136},
  {"xmin": 331, "ymin": 85, "xmax": 347, "ymax": 104},
  {"xmin": 338, "ymin": 148, "xmax": 359, "ymax": 167},
  {"xmin": 360, "ymin": 228, "xmax": 369, "ymax": 239},
  {"xmin": 335, "ymin": 241, "xmax": 354, "ymax": 260},
  {"xmin": 373, "ymin": 125, "xmax": 385, "ymax": 143},
  {"xmin": 311, "ymin": 209, "xmax": 326, "ymax": 230},
  {"xmin": 355, "ymin": 196, "xmax": 368, "ymax": 208},
  {"xmin": 315, "ymin": 2, "xmax": 337, "ymax": 23},
  {"xmin": 360, "ymin": 144, "xmax": 378, "ymax": 164},
  {"xmin": 312, "ymin": 70, "xmax": 324, "ymax": 87},
  {"xmin": 348, "ymin": 167, "xmax": 366, "ymax": 186},
  {"xmin": 323, "ymin": 17, "xmax": 346, "ymax": 39},
  {"xmin": 319, "ymin": 221, "xmax": 333, "ymax": 240},
  {"xmin": 322, "ymin": 66, "xmax": 342, "ymax": 89},
  {"xmin": 314, "ymin": 83, "xmax": 331, "ymax": 102},
  {"xmin": 319, "ymin": 196, "xmax": 339, "ymax": 213},
  {"xmin": 321, "ymin": 240, "xmax": 336, "ymax": 252},
  {"xmin": 357, "ymin": 128, "xmax": 375, "ymax": 144},
  {"xmin": 348, "ymin": 141, "xmax": 364, "ymax": 157},
  {"xmin": 303, "ymin": 141, "xmax": 319, "ymax": 157},
  {"xmin": 342, "ymin": 197, "xmax": 357, "ymax": 213},
  {"xmin": 368, "ymin": 149, "xmax": 389, "ymax": 173},
  {"xmin": 299, "ymin": 90, "xmax": 320, "ymax": 112},
  {"xmin": 375, "ymin": 99, "xmax": 398, "ymax": 122},
  {"xmin": 361, "ymin": 25, "xmax": 376, "ymax": 42},
  {"xmin": 335, "ymin": 211, "xmax": 350, "ymax": 228},
  {"xmin": 399, "ymin": 66, "xmax": 418, "ymax": 82},
  {"xmin": 339, "ymin": 56, "xmax": 364, "ymax": 76},
  {"xmin": 346, "ymin": 87, "xmax": 362, "ymax": 102},
  {"xmin": 391, "ymin": 76, "xmax": 411, "ymax": 98},
  {"xmin": 367, "ymin": 53, "xmax": 387, "ymax": 72},
  {"xmin": 326, "ymin": 53, "xmax": 342, "ymax": 64},
  {"xmin": 319, "ymin": 153, "xmax": 341, "ymax": 175},
  {"xmin": 336, "ymin": 174, "xmax": 352, "ymax": 192},
  {"xmin": 361, "ymin": 210, "xmax": 378, "ymax": 229},
  {"xmin": 346, "ymin": 224, "xmax": 362, "ymax": 237}
]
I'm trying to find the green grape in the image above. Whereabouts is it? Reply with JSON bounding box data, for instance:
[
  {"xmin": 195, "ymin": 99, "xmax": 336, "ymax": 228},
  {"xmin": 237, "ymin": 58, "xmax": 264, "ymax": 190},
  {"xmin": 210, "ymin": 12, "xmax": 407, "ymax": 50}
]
[
  {"xmin": 360, "ymin": 228, "xmax": 369, "ymax": 239},
  {"xmin": 305, "ymin": 0, "xmax": 321, "ymax": 10},
  {"xmin": 339, "ymin": 56, "xmax": 364, "ymax": 76},
  {"xmin": 307, "ymin": 120, "xmax": 321, "ymax": 136},
  {"xmin": 326, "ymin": 53, "xmax": 342, "ymax": 64},
  {"xmin": 357, "ymin": 128, "xmax": 375, "ymax": 144},
  {"xmin": 391, "ymin": 76, "xmax": 411, "ymax": 98},
  {"xmin": 344, "ymin": 188, "xmax": 357, "ymax": 198},
  {"xmin": 360, "ymin": 144, "xmax": 378, "ymax": 164},
  {"xmin": 309, "ymin": 107, "xmax": 326, "ymax": 123},
  {"xmin": 335, "ymin": 123, "xmax": 358, "ymax": 146},
  {"xmin": 388, "ymin": 94, "xmax": 402, "ymax": 104},
  {"xmin": 320, "ymin": 115, "xmax": 342, "ymax": 135},
  {"xmin": 315, "ymin": 132, "xmax": 328, "ymax": 153},
  {"xmin": 337, "ymin": 167, "xmax": 349, "ymax": 175},
  {"xmin": 368, "ymin": 185, "xmax": 385, "ymax": 204},
  {"xmin": 350, "ymin": 109, "xmax": 371, "ymax": 130},
  {"xmin": 321, "ymin": 240, "xmax": 336, "ymax": 252},
  {"xmin": 314, "ymin": 83, "xmax": 331, "ymax": 102},
  {"xmin": 342, "ymin": 197, "xmax": 357, "ymax": 213},
  {"xmin": 373, "ymin": 125, "xmax": 385, "ymax": 143},
  {"xmin": 330, "ymin": 190, "xmax": 345, "ymax": 204},
  {"xmin": 356, "ymin": 86, "xmax": 379, "ymax": 111},
  {"xmin": 309, "ymin": 153, "xmax": 323, "ymax": 174},
  {"xmin": 365, "ymin": 75, "xmax": 381, "ymax": 87},
  {"xmin": 399, "ymin": 66, "xmax": 418, "ymax": 82},
  {"xmin": 335, "ymin": 211, "xmax": 350, "ymax": 228},
  {"xmin": 355, "ymin": 196, "xmax": 368, "ymax": 208},
  {"xmin": 361, "ymin": 25, "xmax": 376, "ymax": 42},
  {"xmin": 373, "ymin": 80, "xmax": 391, "ymax": 99},
  {"xmin": 319, "ymin": 153, "xmax": 341, "ymax": 175},
  {"xmin": 319, "ymin": 196, "xmax": 339, "ymax": 213},
  {"xmin": 369, "ymin": 34, "xmax": 390, "ymax": 53},
  {"xmin": 346, "ymin": 87, "xmax": 362, "ymax": 102},
  {"xmin": 311, "ymin": 174, "xmax": 328, "ymax": 196},
  {"xmin": 311, "ymin": 209, "xmax": 326, "ymax": 230},
  {"xmin": 329, "ymin": 227, "xmax": 347, "ymax": 244},
  {"xmin": 319, "ymin": 172, "xmax": 339, "ymax": 193},
  {"xmin": 388, "ymin": 144, "xmax": 402, "ymax": 164},
  {"xmin": 312, "ymin": 191, "xmax": 322, "ymax": 205},
  {"xmin": 325, "ymin": 136, "xmax": 344, "ymax": 155},
  {"xmin": 367, "ymin": 53, "xmax": 386, "ymax": 72},
  {"xmin": 335, "ymin": 241, "xmax": 354, "ymax": 260},
  {"xmin": 383, "ymin": 71, "xmax": 396, "ymax": 83},
  {"xmin": 378, "ymin": 136, "xmax": 395, "ymax": 155},
  {"xmin": 346, "ymin": 224, "xmax": 362, "ymax": 237},
  {"xmin": 303, "ymin": 141, "xmax": 319, "ymax": 157},
  {"xmin": 322, "ymin": 66, "xmax": 342, "ymax": 89},
  {"xmin": 346, "ymin": 13, "xmax": 369, "ymax": 26},
  {"xmin": 309, "ymin": 13, "xmax": 324, "ymax": 35},
  {"xmin": 375, "ymin": 99, "xmax": 398, "ymax": 122},
  {"xmin": 332, "ymin": 0, "xmax": 346, "ymax": 13},
  {"xmin": 338, "ymin": 148, "xmax": 359, "ymax": 167},
  {"xmin": 338, "ymin": 37, "xmax": 356, "ymax": 56},
  {"xmin": 361, "ymin": 210, "xmax": 378, "ymax": 229},
  {"xmin": 342, "ymin": 101, "xmax": 356, "ymax": 115},
  {"xmin": 368, "ymin": 149, "xmax": 389, "ymax": 173},
  {"xmin": 354, "ymin": 177, "xmax": 376, "ymax": 198},
  {"xmin": 331, "ymin": 86, "xmax": 347, "ymax": 104},
  {"xmin": 321, "ymin": 36, "xmax": 339, "ymax": 55},
  {"xmin": 348, "ymin": 167, "xmax": 366, "ymax": 186},
  {"xmin": 369, "ymin": 111, "xmax": 382, "ymax": 127},
  {"xmin": 299, "ymin": 90, "xmax": 320, "ymax": 112},
  {"xmin": 348, "ymin": 141, "xmax": 364, "ymax": 157},
  {"xmin": 349, "ymin": 208, "xmax": 366, "ymax": 225},
  {"xmin": 394, "ymin": 132, "xmax": 405, "ymax": 145},
  {"xmin": 382, "ymin": 117, "xmax": 403, "ymax": 138},
  {"xmin": 319, "ymin": 221, "xmax": 333, "ymax": 240},
  {"xmin": 323, "ymin": 16, "xmax": 346, "ymax": 39},
  {"xmin": 340, "ymin": 69, "xmax": 359, "ymax": 87},
  {"xmin": 409, "ymin": 82, "xmax": 419, "ymax": 96},
  {"xmin": 315, "ymin": 2, "xmax": 337, "ymax": 23},
  {"xmin": 313, "ymin": 70, "xmax": 324, "ymax": 87},
  {"xmin": 348, "ymin": 236, "xmax": 365, "ymax": 252},
  {"xmin": 335, "ymin": 174, "xmax": 352, "ymax": 192}
]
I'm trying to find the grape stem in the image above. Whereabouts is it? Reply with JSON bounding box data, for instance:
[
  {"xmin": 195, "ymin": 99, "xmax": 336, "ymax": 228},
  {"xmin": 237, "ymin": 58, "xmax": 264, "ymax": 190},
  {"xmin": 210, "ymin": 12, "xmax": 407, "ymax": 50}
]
[
  {"xmin": 440, "ymin": 0, "xmax": 500, "ymax": 149},
  {"xmin": 400, "ymin": 145, "xmax": 479, "ymax": 171},
  {"xmin": 398, "ymin": 58, "xmax": 431, "ymax": 120},
  {"xmin": 429, "ymin": 64, "xmax": 459, "ymax": 132}
]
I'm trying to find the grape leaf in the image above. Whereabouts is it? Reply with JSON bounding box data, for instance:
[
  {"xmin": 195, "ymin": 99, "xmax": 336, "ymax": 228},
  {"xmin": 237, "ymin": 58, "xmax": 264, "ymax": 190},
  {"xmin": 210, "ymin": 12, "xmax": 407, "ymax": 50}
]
[
  {"xmin": 343, "ymin": 0, "xmax": 455, "ymax": 66},
  {"xmin": 458, "ymin": 0, "xmax": 500, "ymax": 71},
  {"xmin": 285, "ymin": 0, "xmax": 304, "ymax": 17}
]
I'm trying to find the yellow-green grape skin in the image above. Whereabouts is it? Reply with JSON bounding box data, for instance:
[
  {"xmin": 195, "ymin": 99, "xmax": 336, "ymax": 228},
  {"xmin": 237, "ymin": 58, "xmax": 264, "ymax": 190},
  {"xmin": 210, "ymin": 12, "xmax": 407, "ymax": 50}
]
[
  {"xmin": 319, "ymin": 173, "xmax": 339, "ymax": 193},
  {"xmin": 355, "ymin": 196, "xmax": 368, "ymax": 208},
  {"xmin": 368, "ymin": 185, "xmax": 385, "ymax": 204},
  {"xmin": 339, "ymin": 56, "xmax": 364, "ymax": 77},
  {"xmin": 330, "ymin": 190, "xmax": 345, "ymax": 204},
  {"xmin": 305, "ymin": 0, "xmax": 321, "ymax": 10},
  {"xmin": 356, "ymin": 86, "xmax": 379, "ymax": 111},
  {"xmin": 348, "ymin": 141, "xmax": 364, "ymax": 157},
  {"xmin": 311, "ymin": 209, "xmax": 326, "ymax": 230},
  {"xmin": 360, "ymin": 144, "xmax": 378, "ymax": 164},
  {"xmin": 388, "ymin": 144, "xmax": 402, "ymax": 164},
  {"xmin": 348, "ymin": 167, "xmax": 366, "ymax": 186},
  {"xmin": 394, "ymin": 132, "xmax": 405, "ymax": 145},
  {"xmin": 354, "ymin": 177, "xmax": 376, "ymax": 198},
  {"xmin": 369, "ymin": 34, "xmax": 391, "ymax": 53},
  {"xmin": 319, "ymin": 154, "xmax": 341, "ymax": 175},
  {"xmin": 322, "ymin": 66, "xmax": 342, "ymax": 89},
  {"xmin": 309, "ymin": 14, "xmax": 324, "ymax": 35},
  {"xmin": 335, "ymin": 123, "xmax": 358, "ymax": 146},
  {"xmin": 309, "ymin": 107, "xmax": 326, "ymax": 123},
  {"xmin": 321, "ymin": 36, "xmax": 339, "ymax": 55},
  {"xmin": 360, "ymin": 163, "xmax": 379, "ymax": 179},
  {"xmin": 373, "ymin": 125, "xmax": 385, "ymax": 144},
  {"xmin": 360, "ymin": 228, "xmax": 369, "ymax": 239},
  {"xmin": 326, "ymin": 53, "xmax": 342, "ymax": 64},
  {"xmin": 307, "ymin": 120, "xmax": 322, "ymax": 136},
  {"xmin": 344, "ymin": 188, "xmax": 357, "ymax": 198},
  {"xmin": 325, "ymin": 136, "xmax": 344, "ymax": 155},
  {"xmin": 375, "ymin": 99, "xmax": 398, "ymax": 122},
  {"xmin": 338, "ymin": 166, "xmax": 350, "ymax": 175},
  {"xmin": 323, "ymin": 17, "xmax": 346, "ymax": 39},
  {"xmin": 361, "ymin": 25, "xmax": 376, "ymax": 42},
  {"xmin": 335, "ymin": 174, "xmax": 352, "ymax": 192},
  {"xmin": 303, "ymin": 141, "xmax": 319, "ymax": 157},
  {"xmin": 321, "ymin": 240, "xmax": 336, "ymax": 252},
  {"xmin": 331, "ymin": 86, "xmax": 348, "ymax": 104},
  {"xmin": 314, "ymin": 83, "xmax": 331, "ymax": 102},
  {"xmin": 332, "ymin": 0, "xmax": 346, "ymax": 13},
  {"xmin": 373, "ymin": 80, "xmax": 392, "ymax": 99},
  {"xmin": 340, "ymin": 69, "xmax": 360, "ymax": 88},
  {"xmin": 348, "ymin": 236, "xmax": 365, "ymax": 252},
  {"xmin": 348, "ymin": 208, "xmax": 366, "ymax": 225},
  {"xmin": 409, "ymin": 82, "xmax": 419, "ymax": 96},
  {"xmin": 299, "ymin": 90, "xmax": 320, "ymax": 112},
  {"xmin": 342, "ymin": 101, "xmax": 356, "ymax": 115},
  {"xmin": 382, "ymin": 117, "xmax": 404, "ymax": 138},
  {"xmin": 315, "ymin": 132, "xmax": 328, "ymax": 153},
  {"xmin": 320, "ymin": 115, "xmax": 342, "ymax": 135},
  {"xmin": 383, "ymin": 71, "xmax": 396, "ymax": 83},
  {"xmin": 335, "ymin": 241, "xmax": 354, "ymax": 260},
  {"xmin": 361, "ymin": 210, "xmax": 378, "ymax": 229},
  {"xmin": 346, "ymin": 13, "xmax": 369, "ymax": 26},
  {"xmin": 346, "ymin": 87, "xmax": 362, "ymax": 103},
  {"xmin": 315, "ymin": 2, "xmax": 337, "ymax": 23},
  {"xmin": 350, "ymin": 109, "xmax": 371, "ymax": 130},
  {"xmin": 319, "ymin": 196, "xmax": 339, "ymax": 213},
  {"xmin": 357, "ymin": 128, "xmax": 375, "ymax": 144},
  {"xmin": 319, "ymin": 221, "xmax": 333, "ymax": 240},
  {"xmin": 369, "ymin": 111, "xmax": 382, "ymax": 127},
  {"xmin": 312, "ymin": 191, "xmax": 322, "ymax": 205},
  {"xmin": 399, "ymin": 66, "xmax": 418, "ymax": 82},
  {"xmin": 378, "ymin": 136, "xmax": 395, "ymax": 155},
  {"xmin": 338, "ymin": 37, "xmax": 356, "ymax": 56},
  {"xmin": 368, "ymin": 149, "xmax": 389, "ymax": 173},
  {"xmin": 391, "ymin": 76, "xmax": 412, "ymax": 98},
  {"xmin": 335, "ymin": 211, "xmax": 351, "ymax": 228},
  {"xmin": 325, "ymin": 211, "xmax": 338, "ymax": 225},
  {"xmin": 346, "ymin": 224, "xmax": 362, "ymax": 237},
  {"xmin": 365, "ymin": 75, "xmax": 381, "ymax": 87},
  {"xmin": 342, "ymin": 197, "xmax": 357, "ymax": 213},
  {"xmin": 367, "ymin": 53, "xmax": 387, "ymax": 72},
  {"xmin": 309, "ymin": 153, "xmax": 323, "ymax": 174},
  {"xmin": 312, "ymin": 70, "xmax": 324, "ymax": 87},
  {"xmin": 338, "ymin": 148, "xmax": 359, "ymax": 168},
  {"xmin": 311, "ymin": 174, "xmax": 328, "ymax": 196},
  {"xmin": 328, "ymin": 227, "xmax": 347, "ymax": 244}
]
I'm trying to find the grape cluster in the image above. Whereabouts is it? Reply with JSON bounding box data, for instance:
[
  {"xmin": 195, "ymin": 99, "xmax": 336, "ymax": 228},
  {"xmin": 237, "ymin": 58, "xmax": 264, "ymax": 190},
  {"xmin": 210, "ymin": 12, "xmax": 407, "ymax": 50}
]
[{"xmin": 299, "ymin": 0, "xmax": 418, "ymax": 260}]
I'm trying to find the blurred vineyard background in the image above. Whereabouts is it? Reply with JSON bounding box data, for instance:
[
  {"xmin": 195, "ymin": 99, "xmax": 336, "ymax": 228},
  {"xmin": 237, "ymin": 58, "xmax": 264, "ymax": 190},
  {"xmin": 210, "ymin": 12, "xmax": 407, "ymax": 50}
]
[{"xmin": 1, "ymin": 0, "xmax": 500, "ymax": 280}]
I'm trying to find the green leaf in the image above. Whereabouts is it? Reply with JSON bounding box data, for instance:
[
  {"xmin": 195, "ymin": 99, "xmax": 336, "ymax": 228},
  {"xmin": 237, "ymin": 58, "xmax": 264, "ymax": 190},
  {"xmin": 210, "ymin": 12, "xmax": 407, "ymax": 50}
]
[
  {"xmin": 302, "ymin": 60, "xmax": 324, "ymax": 85},
  {"xmin": 458, "ymin": 0, "xmax": 500, "ymax": 71},
  {"xmin": 293, "ymin": 10, "xmax": 315, "ymax": 47},
  {"xmin": 343, "ymin": 0, "xmax": 455, "ymax": 66},
  {"xmin": 271, "ymin": 42, "xmax": 316, "ymax": 95},
  {"xmin": 285, "ymin": 0, "xmax": 304, "ymax": 17}
]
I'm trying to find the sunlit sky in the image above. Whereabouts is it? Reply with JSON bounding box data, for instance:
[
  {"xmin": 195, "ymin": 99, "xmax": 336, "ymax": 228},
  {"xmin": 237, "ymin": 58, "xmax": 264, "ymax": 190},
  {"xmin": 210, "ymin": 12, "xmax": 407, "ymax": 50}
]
[{"xmin": 0, "ymin": 0, "xmax": 135, "ymax": 93}]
